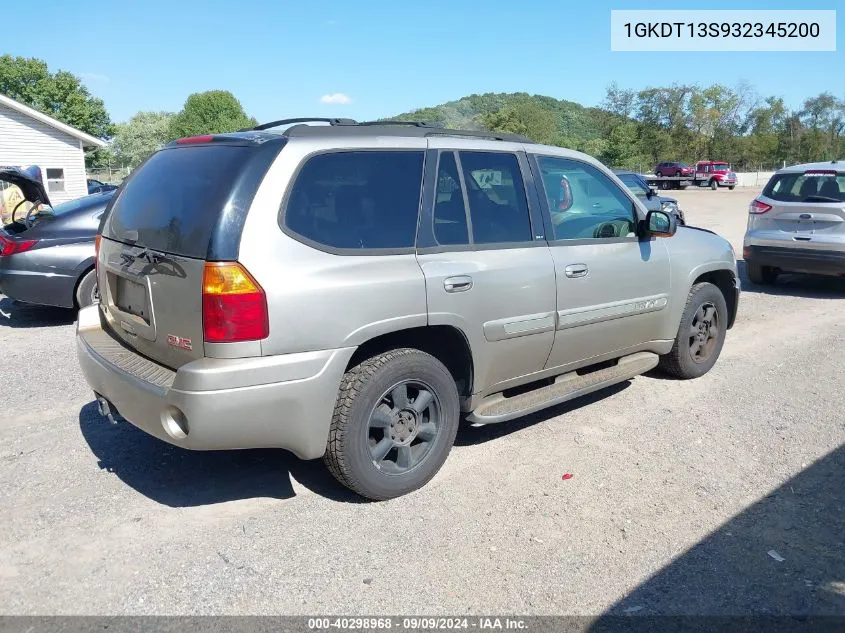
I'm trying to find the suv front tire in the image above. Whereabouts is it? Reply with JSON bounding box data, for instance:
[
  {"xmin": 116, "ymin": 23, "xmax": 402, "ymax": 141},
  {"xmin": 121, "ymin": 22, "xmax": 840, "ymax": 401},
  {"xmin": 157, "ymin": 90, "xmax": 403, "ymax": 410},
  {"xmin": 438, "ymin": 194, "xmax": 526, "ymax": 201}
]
[
  {"xmin": 325, "ymin": 348, "xmax": 460, "ymax": 500},
  {"xmin": 658, "ymin": 282, "xmax": 728, "ymax": 379}
]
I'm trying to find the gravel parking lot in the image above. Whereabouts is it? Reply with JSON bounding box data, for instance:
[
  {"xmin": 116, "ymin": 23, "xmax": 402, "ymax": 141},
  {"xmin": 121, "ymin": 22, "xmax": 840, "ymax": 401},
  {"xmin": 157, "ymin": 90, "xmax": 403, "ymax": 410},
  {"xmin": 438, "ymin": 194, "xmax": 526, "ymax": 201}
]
[{"xmin": 1, "ymin": 188, "xmax": 843, "ymax": 616}]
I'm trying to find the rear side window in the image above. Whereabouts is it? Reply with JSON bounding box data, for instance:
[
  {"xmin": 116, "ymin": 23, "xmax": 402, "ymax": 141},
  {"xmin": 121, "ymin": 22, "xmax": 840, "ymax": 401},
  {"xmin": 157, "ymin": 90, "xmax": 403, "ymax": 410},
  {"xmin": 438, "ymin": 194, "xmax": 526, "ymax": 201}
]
[
  {"xmin": 433, "ymin": 152, "xmax": 470, "ymax": 246},
  {"xmin": 104, "ymin": 146, "xmax": 251, "ymax": 258},
  {"xmin": 763, "ymin": 172, "xmax": 845, "ymax": 202},
  {"xmin": 284, "ymin": 151, "xmax": 424, "ymax": 250},
  {"xmin": 458, "ymin": 151, "xmax": 532, "ymax": 245}
]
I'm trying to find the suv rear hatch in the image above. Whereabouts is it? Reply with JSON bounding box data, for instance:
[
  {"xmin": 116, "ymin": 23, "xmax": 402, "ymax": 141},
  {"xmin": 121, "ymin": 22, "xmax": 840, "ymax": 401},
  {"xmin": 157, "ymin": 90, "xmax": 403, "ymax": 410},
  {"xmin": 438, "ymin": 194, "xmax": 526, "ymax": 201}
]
[
  {"xmin": 98, "ymin": 134, "xmax": 284, "ymax": 369},
  {"xmin": 756, "ymin": 169, "xmax": 845, "ymax": 248}
]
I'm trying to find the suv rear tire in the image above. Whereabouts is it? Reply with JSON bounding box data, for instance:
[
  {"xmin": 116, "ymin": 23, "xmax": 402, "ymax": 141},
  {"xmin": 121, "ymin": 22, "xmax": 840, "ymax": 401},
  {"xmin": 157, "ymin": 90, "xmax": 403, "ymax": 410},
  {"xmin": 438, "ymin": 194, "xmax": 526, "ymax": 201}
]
[
  {"xmin": 324, "ymin": 348, "xmax": 460, "ymax": 500},
  {"xmin": 658, "ymin": 282, "xmax": 728, "ymax": 379},
  {"xmin": 746, "ymin": 262, "xmax": 778, "ymax": 285}
]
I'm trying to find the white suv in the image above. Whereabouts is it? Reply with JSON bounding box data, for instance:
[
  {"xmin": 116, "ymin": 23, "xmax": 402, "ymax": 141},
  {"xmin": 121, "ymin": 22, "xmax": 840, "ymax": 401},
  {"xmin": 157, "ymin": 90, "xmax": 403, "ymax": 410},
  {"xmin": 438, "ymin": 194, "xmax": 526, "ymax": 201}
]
[{"xmin": 744, "ymin": 161, "xmax": 845, "ymax": 284}]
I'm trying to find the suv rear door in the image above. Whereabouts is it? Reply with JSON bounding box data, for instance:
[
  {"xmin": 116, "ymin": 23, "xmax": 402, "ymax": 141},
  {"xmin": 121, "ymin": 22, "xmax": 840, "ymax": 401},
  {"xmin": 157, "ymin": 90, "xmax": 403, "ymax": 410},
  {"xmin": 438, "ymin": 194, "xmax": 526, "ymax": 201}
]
[
  {"xmin": 98, "ymin": 138, "xmax": 283, "ymax": 369},
  {"xmin": 416, "ymin": 143, "xmax": 556, "ymax": 396}
]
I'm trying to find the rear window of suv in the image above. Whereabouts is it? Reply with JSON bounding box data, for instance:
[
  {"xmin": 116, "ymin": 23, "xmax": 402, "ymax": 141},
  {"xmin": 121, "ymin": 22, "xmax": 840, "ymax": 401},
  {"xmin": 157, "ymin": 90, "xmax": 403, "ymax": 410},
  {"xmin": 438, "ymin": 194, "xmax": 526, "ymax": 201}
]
[
  {"xmin": 104, "ymin": 145, "xmax": 252, "ymax": 258},
  {"xmin": 763, "ymin": 172, "xmax": 845, "ymax": 202},
  {"xmin": 284, "ymin": 150, "xmax": 424, "ymax": 251}
]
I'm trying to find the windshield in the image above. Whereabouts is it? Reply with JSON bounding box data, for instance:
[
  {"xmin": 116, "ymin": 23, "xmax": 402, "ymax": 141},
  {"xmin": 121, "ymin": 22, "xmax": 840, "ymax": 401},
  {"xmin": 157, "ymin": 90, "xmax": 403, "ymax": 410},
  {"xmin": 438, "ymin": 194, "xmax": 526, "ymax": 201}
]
[
  {"xmin": 763, "ymin": 172, "xmax": 845, "ymax": 202},
  {"xmin": 617, "ymin": 173, "xmax": 649, "ymax": 196},
  {"xmin": 712, "ymin": 163, "xmax": 731, "ymax": 172}
]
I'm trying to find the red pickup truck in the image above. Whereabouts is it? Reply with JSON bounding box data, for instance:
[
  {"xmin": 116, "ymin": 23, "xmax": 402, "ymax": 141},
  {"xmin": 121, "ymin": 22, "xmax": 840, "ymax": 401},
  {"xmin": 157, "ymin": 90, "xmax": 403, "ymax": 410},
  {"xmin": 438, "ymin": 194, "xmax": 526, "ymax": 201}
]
[{"xmin": 647, "ymin": 161, "xmax": 738, "ymax": 191}]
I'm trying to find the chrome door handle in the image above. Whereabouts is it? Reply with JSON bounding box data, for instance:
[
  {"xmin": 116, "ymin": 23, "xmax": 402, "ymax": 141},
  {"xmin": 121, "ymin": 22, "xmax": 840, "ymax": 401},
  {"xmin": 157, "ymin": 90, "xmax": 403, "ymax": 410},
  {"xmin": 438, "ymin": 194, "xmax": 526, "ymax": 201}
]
[
  {"xmin": 444, "ymin": 275, "xmax": 473, "ymax": 293},
  {"xmin": 564, "ymin": 264, "xmax": 588, "ymax": 278}
]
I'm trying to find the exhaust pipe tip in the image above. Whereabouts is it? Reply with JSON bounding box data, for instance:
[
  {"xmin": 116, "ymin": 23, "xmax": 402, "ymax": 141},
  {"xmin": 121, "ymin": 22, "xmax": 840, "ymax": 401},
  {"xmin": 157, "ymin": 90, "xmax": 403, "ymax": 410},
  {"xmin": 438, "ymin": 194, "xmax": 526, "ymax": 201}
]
[
  {"xmin": 95, "ymin": 394, "xmax": 120, "ymax": 425},
  {"xmin": 161, "ymin": 406, "xmax": 189, "ymax": 440}
]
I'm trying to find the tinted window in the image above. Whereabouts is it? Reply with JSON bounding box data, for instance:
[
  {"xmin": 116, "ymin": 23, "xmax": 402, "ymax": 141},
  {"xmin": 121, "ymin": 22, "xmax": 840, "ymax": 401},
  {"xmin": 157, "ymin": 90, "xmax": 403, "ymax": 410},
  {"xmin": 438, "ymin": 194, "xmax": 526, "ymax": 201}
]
[
  {"xmin": 763, "ymin": 172, "xmax": 845, "ymax": 202},
  {"xmin": 285, "ymin": 151, "xmax": 424, "ymax": 250},
  {"xmin": 433, "ymin": 152, "xmax": 469, "ymax": 246},
  {"xmin": 537, "ymin": 157, "xmax": 637, "ymax": 240},
  {"xmin": 458, "ymin": 151, "xmax": 532, "ymax": 245},
  {"xmin": 104, "ymin": 146, "xmax": 252, "ymax": 258}
]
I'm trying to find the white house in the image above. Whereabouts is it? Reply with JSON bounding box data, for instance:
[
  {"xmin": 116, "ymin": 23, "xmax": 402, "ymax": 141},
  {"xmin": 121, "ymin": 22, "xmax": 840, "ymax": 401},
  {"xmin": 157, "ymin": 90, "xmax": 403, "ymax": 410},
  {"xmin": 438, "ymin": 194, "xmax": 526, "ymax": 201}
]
[{"xmin": 0, "ymin": 92, "xmax": 107, "ymax": 205}]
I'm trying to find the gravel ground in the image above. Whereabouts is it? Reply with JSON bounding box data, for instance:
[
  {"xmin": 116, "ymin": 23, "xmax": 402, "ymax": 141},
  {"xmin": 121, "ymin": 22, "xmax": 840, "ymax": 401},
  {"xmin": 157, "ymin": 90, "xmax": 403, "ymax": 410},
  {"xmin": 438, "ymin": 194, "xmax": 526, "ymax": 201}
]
[{"xmin": 0, "ymin": 188, "xmax": 843, "ymax": 616}]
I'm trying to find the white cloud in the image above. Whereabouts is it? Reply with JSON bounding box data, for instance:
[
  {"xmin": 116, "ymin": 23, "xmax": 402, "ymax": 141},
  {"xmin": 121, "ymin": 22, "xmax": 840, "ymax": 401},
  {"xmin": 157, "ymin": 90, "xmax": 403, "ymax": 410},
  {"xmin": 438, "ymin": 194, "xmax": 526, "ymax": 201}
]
[
  {"xmin": 78, "ymin": 72, "xmax": 110, "ymax": 83},
  {"xmin": 320, "ymin": 93, "xmax": 351, "ymax": 105}
]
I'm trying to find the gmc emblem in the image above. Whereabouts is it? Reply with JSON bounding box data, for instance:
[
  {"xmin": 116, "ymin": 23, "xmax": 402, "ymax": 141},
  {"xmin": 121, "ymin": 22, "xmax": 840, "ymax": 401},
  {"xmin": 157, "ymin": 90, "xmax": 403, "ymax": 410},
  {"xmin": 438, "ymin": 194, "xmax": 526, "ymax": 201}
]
[{"xmin": 167, "ymin": 334, "xmax": 193, "ymax": 351}]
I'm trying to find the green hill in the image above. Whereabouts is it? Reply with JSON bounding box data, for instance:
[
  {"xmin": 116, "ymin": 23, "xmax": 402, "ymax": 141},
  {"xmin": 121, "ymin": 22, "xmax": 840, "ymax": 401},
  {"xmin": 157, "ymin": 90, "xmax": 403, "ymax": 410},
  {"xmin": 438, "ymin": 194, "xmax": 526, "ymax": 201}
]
[{"xmin": 389, "ymin": 92, "xmax": 609, "ymax": 148}]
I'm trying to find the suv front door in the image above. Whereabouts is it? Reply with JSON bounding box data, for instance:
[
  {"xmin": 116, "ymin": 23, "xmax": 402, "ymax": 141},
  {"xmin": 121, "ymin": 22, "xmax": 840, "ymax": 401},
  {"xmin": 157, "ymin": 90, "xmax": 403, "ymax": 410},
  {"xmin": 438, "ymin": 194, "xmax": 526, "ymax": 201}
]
[
  {"xmin": 531, "ymin": 155, "xmax": 671, "ymax": 370},
  {"xmin": 416, "ymin": 145, "xmax": 556, "ymax": 397}
]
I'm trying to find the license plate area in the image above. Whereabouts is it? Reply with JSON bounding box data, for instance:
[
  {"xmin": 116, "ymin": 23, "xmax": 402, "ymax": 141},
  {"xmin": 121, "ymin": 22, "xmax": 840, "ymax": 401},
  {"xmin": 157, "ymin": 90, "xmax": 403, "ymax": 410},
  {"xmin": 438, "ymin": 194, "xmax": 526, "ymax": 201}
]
[{"xmin": 114, "ymin": 275, "xmax": 150, "ymax": 322}]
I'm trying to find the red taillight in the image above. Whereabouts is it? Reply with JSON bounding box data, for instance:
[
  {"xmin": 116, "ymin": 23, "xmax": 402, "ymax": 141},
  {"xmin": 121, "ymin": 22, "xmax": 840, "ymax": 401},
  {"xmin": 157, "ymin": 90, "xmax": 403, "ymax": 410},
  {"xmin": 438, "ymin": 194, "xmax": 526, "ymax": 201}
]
[
  {"xmin": 0, "ymin": 236, "xmax": 38, "ymax": 256},
  {"xmin": 94, "ymin": 234, "xmax": 102, "ymax": 275},
  {"xmin": 749, "ymin": 199, "xmax": 772, "ymax": 214},
  {"xmin": 176, "ymin": 135, "xmax": 214, "ymax": 145},
  {"xmin": 202, "ymin": 262, "xmax": 269, "ymax": 343}
]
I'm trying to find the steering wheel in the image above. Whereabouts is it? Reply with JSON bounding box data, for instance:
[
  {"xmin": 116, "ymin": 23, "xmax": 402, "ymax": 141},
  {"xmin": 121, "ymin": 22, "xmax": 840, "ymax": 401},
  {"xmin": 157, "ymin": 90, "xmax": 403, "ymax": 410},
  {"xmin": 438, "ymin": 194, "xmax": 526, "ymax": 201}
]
[
  {"xmin": 11, "ymin": 199, "xmax": 27, "ymax": 225},
  {"xmin": 24, "ymin": 203, "xmax": 48, "ymax": 229},
  {"xmin": 593, "ymin": 217, "xmax": 635, "ymax": 239},
  {"xmin": 594, "ymin": 222, "xmax": 618, "ymax": 239}
]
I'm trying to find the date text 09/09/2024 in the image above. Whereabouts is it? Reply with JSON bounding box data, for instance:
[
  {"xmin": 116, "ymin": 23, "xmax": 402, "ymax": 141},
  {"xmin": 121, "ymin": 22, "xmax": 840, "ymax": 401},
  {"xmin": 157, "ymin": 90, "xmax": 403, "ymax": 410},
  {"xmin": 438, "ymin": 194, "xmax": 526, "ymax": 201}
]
[
  {"xmin": 623, "ymin": 22, "xmax": 820, "ymax": 39},
  {"xmin": 307, "ymin": 617, "xmax": 527, "ymax": 630}
]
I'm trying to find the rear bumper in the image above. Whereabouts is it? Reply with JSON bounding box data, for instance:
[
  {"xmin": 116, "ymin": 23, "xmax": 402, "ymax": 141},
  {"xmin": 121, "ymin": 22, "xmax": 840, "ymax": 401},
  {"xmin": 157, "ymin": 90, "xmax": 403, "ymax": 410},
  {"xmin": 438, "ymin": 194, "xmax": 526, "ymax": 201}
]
[
  {"xmin": 0, "ymin": 257, "xmax": 76, "ymax": 308},
  {"xmin": 75, "ymin": 306, "xmax": 355, "ymax": 459},
  {"xmin": 745, "ymin": 245, "xmax": 845, "ymax": 276}
]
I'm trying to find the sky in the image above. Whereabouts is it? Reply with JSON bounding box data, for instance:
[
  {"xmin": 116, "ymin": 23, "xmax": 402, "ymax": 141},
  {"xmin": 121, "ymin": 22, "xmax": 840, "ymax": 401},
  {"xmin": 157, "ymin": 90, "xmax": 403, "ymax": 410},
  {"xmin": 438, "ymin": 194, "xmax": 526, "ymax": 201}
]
[{"xmin": 4, "ymin": 0, "xmax": 843, "ymax": 124}]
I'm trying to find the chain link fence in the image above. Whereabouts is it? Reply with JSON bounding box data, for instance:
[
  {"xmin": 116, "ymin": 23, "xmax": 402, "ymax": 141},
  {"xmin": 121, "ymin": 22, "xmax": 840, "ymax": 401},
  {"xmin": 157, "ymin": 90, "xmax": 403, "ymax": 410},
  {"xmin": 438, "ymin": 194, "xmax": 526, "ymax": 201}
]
[{"xmin": 86, "ymin": 167, "xmax": 131, "ymax": 185}]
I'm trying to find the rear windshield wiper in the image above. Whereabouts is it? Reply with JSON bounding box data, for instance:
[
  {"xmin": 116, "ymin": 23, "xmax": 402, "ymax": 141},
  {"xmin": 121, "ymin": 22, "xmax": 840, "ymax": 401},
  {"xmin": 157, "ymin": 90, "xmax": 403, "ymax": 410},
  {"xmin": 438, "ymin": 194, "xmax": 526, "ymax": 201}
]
[{"xmin": 803, "ymin": 195, "xmax": 843, "ymax": 203}]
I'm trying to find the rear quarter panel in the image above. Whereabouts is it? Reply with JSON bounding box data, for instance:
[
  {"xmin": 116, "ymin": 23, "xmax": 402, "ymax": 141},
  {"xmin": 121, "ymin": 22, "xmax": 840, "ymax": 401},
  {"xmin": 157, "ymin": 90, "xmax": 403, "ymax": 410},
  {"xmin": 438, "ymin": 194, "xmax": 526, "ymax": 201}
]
[{"xmin": 237, "ymin": 136, "xmax": 429, "ymax": 356}]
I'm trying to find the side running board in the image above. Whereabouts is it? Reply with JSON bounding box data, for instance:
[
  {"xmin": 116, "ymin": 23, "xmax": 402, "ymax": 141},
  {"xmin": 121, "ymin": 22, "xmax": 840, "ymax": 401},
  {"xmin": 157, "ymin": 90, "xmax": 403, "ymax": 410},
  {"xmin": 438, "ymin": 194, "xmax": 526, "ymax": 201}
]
[{"xmin": 466, "ymin": 352, "xmax": 659, "ymax": 425}]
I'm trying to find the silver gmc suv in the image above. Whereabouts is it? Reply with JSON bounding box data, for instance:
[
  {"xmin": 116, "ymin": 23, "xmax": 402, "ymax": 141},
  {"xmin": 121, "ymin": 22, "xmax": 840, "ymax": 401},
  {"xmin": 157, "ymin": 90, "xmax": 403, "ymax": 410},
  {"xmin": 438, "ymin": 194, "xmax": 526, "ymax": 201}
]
[{"xmin": 76, "ymin": 118, "xmax": 740, "ymax": 500}]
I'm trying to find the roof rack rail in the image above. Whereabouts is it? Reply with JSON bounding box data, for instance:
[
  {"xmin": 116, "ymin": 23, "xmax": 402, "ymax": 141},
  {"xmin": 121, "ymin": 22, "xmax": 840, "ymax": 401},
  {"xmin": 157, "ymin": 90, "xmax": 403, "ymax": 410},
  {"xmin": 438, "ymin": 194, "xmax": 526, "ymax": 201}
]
[
  {"xmin": 354, "ymin": 120, "xmax": 442, "ymax": 128},
  {"xmin": 424, "ymin": 129, "xmax": 531, "ymax": 143},
  {"xmin": 246, "ymin": 117, "xmax": 358, "ymax": 132}
]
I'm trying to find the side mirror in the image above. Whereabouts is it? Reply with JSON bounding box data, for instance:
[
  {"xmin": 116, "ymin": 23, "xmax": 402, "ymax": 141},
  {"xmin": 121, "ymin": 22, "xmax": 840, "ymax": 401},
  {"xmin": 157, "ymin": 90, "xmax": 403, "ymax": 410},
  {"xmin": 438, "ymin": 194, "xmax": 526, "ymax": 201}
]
[
  {"xmin": 644, "ymin": 209, "xmax": 677, "ymax": 238},
  {"xmin": 646, "ymin": 187, "xmax": 657, "ymax": 199}
]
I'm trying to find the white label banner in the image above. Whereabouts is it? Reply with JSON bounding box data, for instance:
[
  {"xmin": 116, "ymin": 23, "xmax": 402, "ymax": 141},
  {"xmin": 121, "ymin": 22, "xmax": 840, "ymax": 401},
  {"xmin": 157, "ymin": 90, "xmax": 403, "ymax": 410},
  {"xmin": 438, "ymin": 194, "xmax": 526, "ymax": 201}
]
[{"xmin": 610, "ymin": 10, "xmax": 836, "ymax": 51}]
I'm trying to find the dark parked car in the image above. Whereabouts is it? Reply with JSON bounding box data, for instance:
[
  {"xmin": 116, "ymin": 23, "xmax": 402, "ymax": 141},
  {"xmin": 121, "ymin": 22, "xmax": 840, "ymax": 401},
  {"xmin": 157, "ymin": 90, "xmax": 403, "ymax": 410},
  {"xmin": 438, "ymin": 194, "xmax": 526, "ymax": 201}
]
[
  {"xmin": 87, "ymin": 178, "xmax": 119, "ymax": 194},
  {"xmin": 614, "ymin": 170, "xmax": 686, "ymax": 225},
  {"xmin": 655, "ymin": 162, "xmax": 692, "ymax": 177},
  {"xmin": 1, "ymin": 168, "xmax": 114, "ymax": 309}
]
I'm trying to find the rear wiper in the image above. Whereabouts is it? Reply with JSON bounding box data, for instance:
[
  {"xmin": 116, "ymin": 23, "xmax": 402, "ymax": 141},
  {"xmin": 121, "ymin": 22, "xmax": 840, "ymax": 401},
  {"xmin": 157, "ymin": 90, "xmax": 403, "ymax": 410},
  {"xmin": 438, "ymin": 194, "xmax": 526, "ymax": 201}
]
[{"xmin": 803, "ymin": 195, "xmax": 842, "ymax": 203}]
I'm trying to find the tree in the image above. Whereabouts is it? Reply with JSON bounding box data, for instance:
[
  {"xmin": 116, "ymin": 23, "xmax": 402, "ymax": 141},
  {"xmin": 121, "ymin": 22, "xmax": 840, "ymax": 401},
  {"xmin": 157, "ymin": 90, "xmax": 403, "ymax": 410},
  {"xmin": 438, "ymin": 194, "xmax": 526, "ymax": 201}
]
[
  {"xmin": 168, "ymin": 90, "xmax": 256, "ymax": 139},
  {"xmin": 798, "ymin": 93, "xmax": 845, "ymax": 161},
  {"xmin": 111, "ymin": 111, "xmax": 175, "ymax": 168},
  {"xmin": 0, "ymin": 55, "xmax": 112, "ymax": 139},
  {"xmin": 600, "ymin": 121, "xmax": 645, "ymax": 170},
  {"xmin": 478, "ymin": 100, "xmax": 561, "ymax": 146}
]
